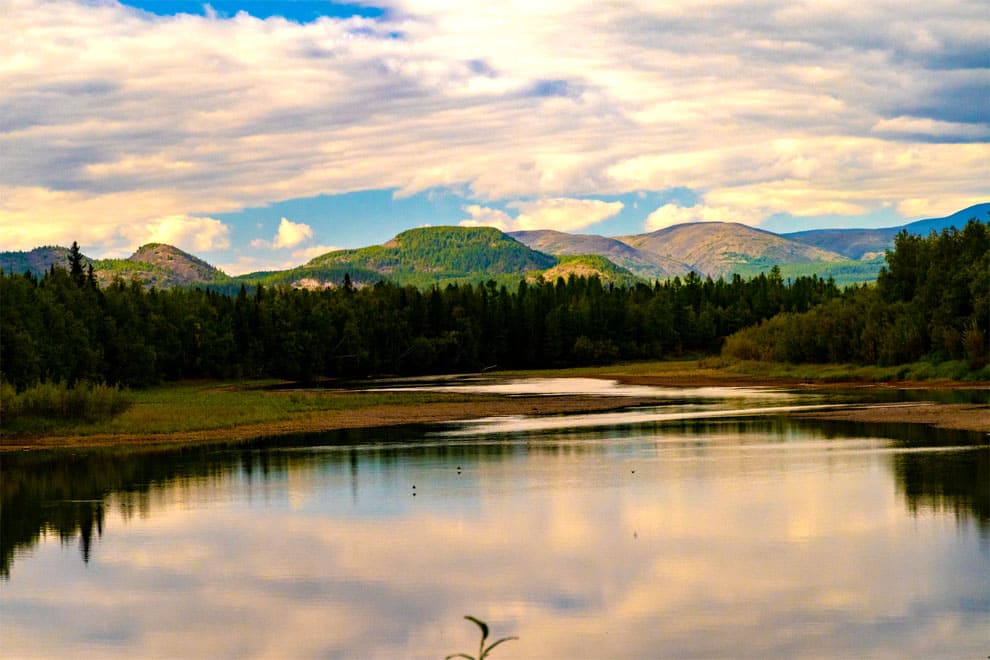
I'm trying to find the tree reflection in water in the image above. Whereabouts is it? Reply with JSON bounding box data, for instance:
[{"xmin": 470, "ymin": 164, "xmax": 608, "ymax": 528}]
[{"xmin": 1, "ymin": 417, "xmax": 986, "ymax": 579}]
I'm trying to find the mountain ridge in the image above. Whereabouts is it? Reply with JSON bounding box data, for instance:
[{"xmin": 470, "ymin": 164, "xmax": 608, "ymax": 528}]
[
  {"xmin": 2, "ymin": 203, "xmax": 986, "ymax": 289},
  {"xmin": 783, "ymin": 203, "xmax": 990, "ymax": 258},
  {"xmin": 619, "ymin": 221, "xmax": 847, "ymax": 279}
]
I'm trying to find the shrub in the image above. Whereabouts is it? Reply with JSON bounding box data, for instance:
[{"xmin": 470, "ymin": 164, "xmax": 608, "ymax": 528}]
[{"xmin": 2, "ymin": 380, "xmax": 133, "ymax": 423}]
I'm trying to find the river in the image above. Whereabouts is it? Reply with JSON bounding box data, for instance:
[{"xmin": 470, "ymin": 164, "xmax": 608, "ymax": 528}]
[{"xmin": 2, "ymin": 380, "xmax": 987, "ymax": 657}]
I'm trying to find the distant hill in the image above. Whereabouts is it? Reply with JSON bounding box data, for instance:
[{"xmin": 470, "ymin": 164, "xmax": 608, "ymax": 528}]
[
  {"xmin": 92, "ymin": 243, "xmax": 226, "ymax": 288},
  {"xmin": 535, "ymin": 254, "xmax": 640, "ymax": 286},
  {"xmin": 784, "ymin": 203, "xmax": 990, "ymax": 258},
  {"xmin": 0, "ymin": 243, "xmax": 225, "ymax": 288},
  {"xmin": 779, "ymin": 228, "xmax": 898, "ymax": 260},
  {"xmin": 0, "ymin": 246, "xmax": 82, "ymax": 275},
  {"xmin": 6, "ymin": 203, "xmax": 986, "ymax": 290},
  {"xmin": 238, "ymin": 226, "xmax": 559, "ymax": 289},
  {"xmin": 901, "ymin": 203, "xmax": 990, "ymax": 235},
  {"xmin": 620, "ymin": 222, "xmax": 846, "ymax": 279},
  {"xmin": 509, "ymin": 230, "xmax": 692, "ymax": 279}
]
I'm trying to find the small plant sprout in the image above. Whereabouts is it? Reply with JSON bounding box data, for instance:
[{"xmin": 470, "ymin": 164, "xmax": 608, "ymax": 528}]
[{"xmin": 445, "ymin": 615, "xmax": 518, "ymax": 660}]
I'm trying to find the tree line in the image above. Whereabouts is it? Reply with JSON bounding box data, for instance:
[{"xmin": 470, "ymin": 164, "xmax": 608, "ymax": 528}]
[
  {"xmin": 2, "ymin": 256, "xmax": 838, "ymax": 387},
  {"xmin": 722, "ymin": 219, "xmax": 989, "ymax": 368},
  {"xmin": 4, "ymin": 219, "xmax": 986, "ymax": 389}
]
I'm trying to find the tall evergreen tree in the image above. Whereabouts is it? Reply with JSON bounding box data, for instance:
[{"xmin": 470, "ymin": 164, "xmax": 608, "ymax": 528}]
[{"xmin": 67, "ymin": 241, "xmax": 85, "ymax": 286}]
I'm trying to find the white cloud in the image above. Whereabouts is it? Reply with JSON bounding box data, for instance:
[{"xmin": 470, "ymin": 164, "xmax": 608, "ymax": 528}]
[
  {"xmin": 216, "ymin": 255, "xmax": 296, "ymax": 276},
  {"xmin": 0, "ymin": 185, "xmax": 237, "ymax": 255},
  {"xmin": 272, "ymin": 217, "xmax": 314, "ymax": 249},
  {"xmin": 124, "ymin": 215, "xmax": 231, "ymax": 252},
  {"xmin": 644, "ymin": 203, "xmax": 741, "ymax": 231},
  {"xmin": 1, "ymin": 0, "xmax": 988, "ymax": 252},
  {"xmin": 460, "ymin": 198, "xmax": 624, "ymax": 232},
  {"xmin": 219, "ymin": 244, "xmax": 341, "ymax": 275},
  {"xmin": 291, "ymin": 244, "xmax": 339, "ymax": 262},
  {"xmin": 871, "ymin": 116, "xmax": 989, "ymax": 140},
  {"xmin": 458, "ymin": 205, "xmax": 512, "ymax": 231},
  {"xmin": 510, "ymin": 198, "xmax": 624, "ymax": 232}
]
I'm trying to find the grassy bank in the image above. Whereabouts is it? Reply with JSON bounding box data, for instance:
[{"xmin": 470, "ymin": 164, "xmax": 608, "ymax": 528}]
[
  {"xmin": 1, "ymin": 381, "xmax": 497, "ymax": 437},
  {"xmin": 3, "ymin": 359, "xmax": 987, "ymax": 450},
  {"xmin": 497, "ymin": 357, "xmax": 990, "ymax": 385}
]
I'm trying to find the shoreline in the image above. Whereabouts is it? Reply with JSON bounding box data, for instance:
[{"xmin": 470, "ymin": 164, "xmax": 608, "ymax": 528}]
[{"xmin": 3, "ymin": 373, "xmax": 988, "ymax": 451}]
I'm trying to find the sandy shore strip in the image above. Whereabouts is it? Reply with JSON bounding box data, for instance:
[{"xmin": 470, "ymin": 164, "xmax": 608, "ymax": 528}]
[{"xmin": 791, "ymin": 402, "xmax": 990, "ymax": 433}]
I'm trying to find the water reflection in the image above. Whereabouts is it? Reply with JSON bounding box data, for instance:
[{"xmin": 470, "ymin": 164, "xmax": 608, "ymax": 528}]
[
  {"xmin": 2, "ymin": 415, "xmax": 987, "ymax": 657},
  {"xmin": 372, "ymin": 377, "xmax": 797, "ymax": 400}
]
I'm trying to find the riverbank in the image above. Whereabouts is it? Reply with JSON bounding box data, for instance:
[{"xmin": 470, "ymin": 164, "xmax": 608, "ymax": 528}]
[
  {"xmin": 0, "ymin": 392, "xmax": 662, "ymax": 451},
  {"xmin": 3, "ymin": 361, "xmax": 988, "ymax": 450}
]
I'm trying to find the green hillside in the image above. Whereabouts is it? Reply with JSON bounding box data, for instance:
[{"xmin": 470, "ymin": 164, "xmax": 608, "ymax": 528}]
[
  {"xmin": 0, "ymin": 246, "xmax": 82, "ymax": 275},
  {"xmin": 729, "ymin": 256, "xmax": 886, "ymax": 285},
  {"xmin": 288, "ymin": 226, "xmax": 558, "ymax": 287},
  {"xmin": 537, "ymin": 254, "xmax": 641, "ymax": 286}
]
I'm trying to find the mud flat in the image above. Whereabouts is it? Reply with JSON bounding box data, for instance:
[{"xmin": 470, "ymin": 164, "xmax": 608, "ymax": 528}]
[{"xmin": 789, "ymin": 402, "xmax": 990, "ymax": 433}]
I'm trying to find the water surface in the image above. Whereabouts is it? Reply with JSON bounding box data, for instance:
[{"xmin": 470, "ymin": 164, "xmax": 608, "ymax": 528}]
[{"xmin": 2, "ymin": 384, "xmax": 987, "ymax": 658}]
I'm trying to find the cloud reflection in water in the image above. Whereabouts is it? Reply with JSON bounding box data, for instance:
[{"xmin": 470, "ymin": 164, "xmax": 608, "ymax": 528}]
[{"xmin": 1, "ymin": 417, "xmax": 987, "ymax": 658}]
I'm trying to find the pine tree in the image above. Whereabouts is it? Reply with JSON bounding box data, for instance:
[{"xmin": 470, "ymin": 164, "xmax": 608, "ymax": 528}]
[{"xmin": 68, "ymin": 241, "xmax": 85, "ymax": 285}]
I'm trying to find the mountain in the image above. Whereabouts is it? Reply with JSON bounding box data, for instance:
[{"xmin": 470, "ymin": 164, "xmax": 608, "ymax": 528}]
[
  {"xmin": 779, "ymin": 228, "xmax": 898, "ymax": 260},
  {"xmin": 0, "ymin": 246, "xmax": 82, "ymax": 275},
  {"xmin": 238, "ymin": 226, "xmax": 558, "ymax": 289},
  {"xmin": 901, "ymin": 203, "xmax": 990, "ymax": 235},
  {"xmin": 0, "ymin": 243, "xmax": 225, "ymax": 287},
  {"xmin": 619, "ymin": 222, "xmax": 846, "ymax": 279},
  {"xmin": 509, "ymin": 230, "xmax": 692, "ymax": 279},
  {"xmin": 784, "ymin": 203, "xmax": 990, "ymax": 259},
  {"xmin": 6, "ymin": 204, "xmax": 986, "ymax": 290},
  {"xmin": 92, "ymin": 243, "xmax": 226, "ymax": 288}
]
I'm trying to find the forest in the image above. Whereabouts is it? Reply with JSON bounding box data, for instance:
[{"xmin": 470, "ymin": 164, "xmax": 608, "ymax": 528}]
[
  {"xmin": 1, "ymin": 220, "xmax": 987, "ymax": 389},
  {"xmin": 722, "ymin": 219, "xmax": 989, "ymax": 368}
]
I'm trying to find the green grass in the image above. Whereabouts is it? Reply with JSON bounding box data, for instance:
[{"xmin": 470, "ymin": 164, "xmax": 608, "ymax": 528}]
[
  {"xmin": 494, "ymin": 356, "xmax": 990, "ymax": 383},
  {"xmin": 7, "ymin": 357, "xmax": 985, "ymax": 439},
  {"xmin": 2, "ymin": 381, "xmax": 494, "ymax": 436},
  {"xmin": 694, "ymin": 357, "xmax": 990, "ymax": 383}
]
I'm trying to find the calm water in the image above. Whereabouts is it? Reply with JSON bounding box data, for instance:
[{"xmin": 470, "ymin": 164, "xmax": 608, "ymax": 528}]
[{"xmin": 2, "ymin": 381, "xmax": 988, "ymax": 658}]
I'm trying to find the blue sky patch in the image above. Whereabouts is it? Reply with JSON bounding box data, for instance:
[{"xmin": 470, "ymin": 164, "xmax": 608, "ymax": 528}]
[{"xmin": 118, "ymin": 0, "xmax": 384, "ymax": 22}]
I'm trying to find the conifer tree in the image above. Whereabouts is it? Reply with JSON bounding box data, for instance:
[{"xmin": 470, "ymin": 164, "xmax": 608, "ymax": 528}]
[{"xmin": 67, "ymin": 241, "xmax": 85, "ymax": 285}]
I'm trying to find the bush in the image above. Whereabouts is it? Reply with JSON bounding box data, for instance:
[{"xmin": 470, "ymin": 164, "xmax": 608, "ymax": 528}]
[{"xmin": 2, "ymin": 380, "xmax": 133, "ymax": 423}]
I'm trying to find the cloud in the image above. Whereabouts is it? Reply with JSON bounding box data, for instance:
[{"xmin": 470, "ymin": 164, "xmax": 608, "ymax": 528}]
[
  {"xmin": 460, "ymin": 198, "xmax": 624, "ymax": 233},
  {"xmin": 232, "ymin": 222, "xmax": 331, "ymax": 274},
  {"xmin": 291, "ymin": 244, "xmax": 339, "ymax": 262},
  {"xmin": 0, "ymin": 185, "xmax": 233, "ymax": 254},
  {"xmin": 272, "ymin": 217, "xmax": 314, "ymax": 249},
  {"xmin": 871, "ymin": 116, "xmax": 990, "ymax": 142},
  {"xmin": 459, "ymin": 205, "xmax": 512, "ymax": 231},
  {"xmin": 123, "ymin": 215, "xmax": 231, "ymax": 252},
  {"xmin": 510, "ymin": 198, "xmax": 624, "ymax": 232},
  {"xmin": 645, "ymin": 203, "xmax": 756, "ymax": 231},
  {"xmin": 217, "ymin": 254, "xmax": 297, "ymax": 276},
  {"xmin": 1, "ymin": 0, "xmax": 988, "ymax": 252}
]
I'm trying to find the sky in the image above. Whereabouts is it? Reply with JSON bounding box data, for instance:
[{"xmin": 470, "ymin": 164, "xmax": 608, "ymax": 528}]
[{"xmin": 1, "ymin": 0, "xmax": 987, "ymax": 274}]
